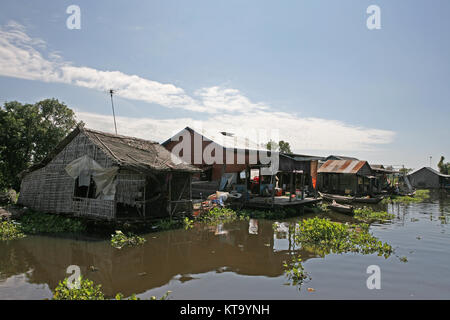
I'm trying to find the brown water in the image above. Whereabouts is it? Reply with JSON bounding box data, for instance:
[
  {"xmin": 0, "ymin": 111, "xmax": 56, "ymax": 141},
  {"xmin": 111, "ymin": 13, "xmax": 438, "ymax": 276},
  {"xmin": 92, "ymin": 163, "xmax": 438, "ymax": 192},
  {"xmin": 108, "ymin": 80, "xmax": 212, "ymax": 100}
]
[{"xmin": 1, "ymin": 192, "xmax": 449, "ymax": 300}]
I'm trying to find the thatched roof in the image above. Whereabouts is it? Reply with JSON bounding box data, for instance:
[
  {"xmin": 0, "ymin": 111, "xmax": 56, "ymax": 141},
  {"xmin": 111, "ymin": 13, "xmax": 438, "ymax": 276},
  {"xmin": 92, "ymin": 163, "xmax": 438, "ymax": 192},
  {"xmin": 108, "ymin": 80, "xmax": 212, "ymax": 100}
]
[{"xmin": 25, "ymin": 125, "xmax": 201, "ymax": 175}]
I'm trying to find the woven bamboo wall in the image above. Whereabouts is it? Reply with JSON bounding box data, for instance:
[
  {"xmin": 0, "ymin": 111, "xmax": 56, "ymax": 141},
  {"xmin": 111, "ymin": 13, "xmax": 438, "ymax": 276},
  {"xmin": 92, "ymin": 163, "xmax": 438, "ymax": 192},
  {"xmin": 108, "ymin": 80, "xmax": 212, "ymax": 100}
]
[{"xmin": 18, "ymin": 131, "xmax": 117, "ymax": 220}]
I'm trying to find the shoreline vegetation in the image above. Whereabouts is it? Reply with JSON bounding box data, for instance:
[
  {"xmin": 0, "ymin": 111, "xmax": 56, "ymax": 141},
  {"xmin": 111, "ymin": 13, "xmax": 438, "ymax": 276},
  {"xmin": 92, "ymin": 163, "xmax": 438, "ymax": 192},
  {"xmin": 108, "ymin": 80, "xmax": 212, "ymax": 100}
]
[{"xmin": 0, "ymin": 189, "xmax": 432, "ymax": 242}]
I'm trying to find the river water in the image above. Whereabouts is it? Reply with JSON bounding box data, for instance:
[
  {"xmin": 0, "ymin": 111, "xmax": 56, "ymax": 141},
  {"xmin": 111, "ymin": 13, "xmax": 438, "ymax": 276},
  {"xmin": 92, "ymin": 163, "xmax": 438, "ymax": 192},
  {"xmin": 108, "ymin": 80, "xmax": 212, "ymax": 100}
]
[{"xmin": 1, "ymin": 191, "xmax": 449, "ymax": 300}]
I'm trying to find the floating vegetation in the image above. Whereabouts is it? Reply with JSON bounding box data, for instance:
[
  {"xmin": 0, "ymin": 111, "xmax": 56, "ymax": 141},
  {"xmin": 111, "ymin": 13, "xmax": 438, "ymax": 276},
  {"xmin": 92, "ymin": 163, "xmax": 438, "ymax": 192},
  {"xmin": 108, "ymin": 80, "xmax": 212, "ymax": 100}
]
[
  {"xmin": 0, "ymin": 220, "xmax": 25, "ymax": 240},
  {"xmin": 17, "ymin": 210, "xmax": 86, "ymax": 234},
  {"xmin": 382, "ymin": 189, "xmax": 430, "ymax": 204},
  {"xmin": 52, "ymin": 277, "xmax": 170, "ymax": 300},
  {"xmin": 283, "ymin": 256, "xmax": 310, "ymax": 287},
  {"xmin": 353, "ymin": 207, "xmax": 395, "ymax": 223},
  {"xmin": 198, "ymin": 207, "xmax": 247, "ymax": 224},
  {"xmin": 154, "ymin": 218, "xmax": 183, "ymax": 231},
  {"xmin": 293, "ymin": 217, "xmax": 393, "ymax": 258},
  {"xmin": 53, "ymin": 277, "xmax": 105, "ymax": 300},
  {"xmin": 238, "ymin": 207, "xmax": 297, "ymax": 220},
  {"xmin": 183, "ymin": 217, "xmax": 194, "ymax": 229},
  {"xmin": 111, "ymin": 230, "xmax": 146, "ymax": 249},
  {"xmin": 399, "ymin": 256, "xmax": 408, "ymax": 263}
]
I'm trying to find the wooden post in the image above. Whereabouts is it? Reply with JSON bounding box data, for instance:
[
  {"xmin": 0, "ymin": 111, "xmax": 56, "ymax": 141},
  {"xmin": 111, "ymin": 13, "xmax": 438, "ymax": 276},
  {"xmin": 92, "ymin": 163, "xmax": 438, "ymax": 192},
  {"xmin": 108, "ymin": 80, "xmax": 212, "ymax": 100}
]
[
  {"xmin": 258, "ymin": 167, "xmax": 262, "ymax": 196},
  {"xmin": 168, "ymin": 174, "xmax": 172, "ymax": 219},
  {"xmin": 289, "ymin": 172, "xmax": 293, "ymax": 202},
  {"xmin": 271, "ymin": 174, "xmax": 275, "ymax": 208},
  {"xmin": 244, "ymin": 166, "xmax": 249, "ymax": 204}
]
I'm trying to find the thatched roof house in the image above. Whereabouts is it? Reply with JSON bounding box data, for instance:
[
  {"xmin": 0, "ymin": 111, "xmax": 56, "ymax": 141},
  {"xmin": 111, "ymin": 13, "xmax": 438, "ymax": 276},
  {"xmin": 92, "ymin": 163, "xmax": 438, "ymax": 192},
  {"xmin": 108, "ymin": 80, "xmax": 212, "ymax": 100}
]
[{"xmin": 18, "ymin": 126, "xmax": 200, "ymax": 221}]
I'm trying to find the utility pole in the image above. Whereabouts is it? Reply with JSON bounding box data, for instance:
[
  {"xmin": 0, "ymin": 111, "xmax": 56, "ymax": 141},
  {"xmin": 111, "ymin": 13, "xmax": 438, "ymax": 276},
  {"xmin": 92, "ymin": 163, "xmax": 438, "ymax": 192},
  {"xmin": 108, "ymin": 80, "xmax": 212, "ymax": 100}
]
[{"xmin": 109, "ymin": 89, "xmax": 118, "ymax": 135}]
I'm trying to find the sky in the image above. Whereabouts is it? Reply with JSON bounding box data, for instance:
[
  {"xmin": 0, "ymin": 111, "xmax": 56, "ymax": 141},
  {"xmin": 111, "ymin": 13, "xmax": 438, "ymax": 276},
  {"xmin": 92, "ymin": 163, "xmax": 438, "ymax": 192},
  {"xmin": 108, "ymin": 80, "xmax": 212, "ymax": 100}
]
[{"xmin": 0, "ymin": 0, "xmax": 449, "ymax": 171}]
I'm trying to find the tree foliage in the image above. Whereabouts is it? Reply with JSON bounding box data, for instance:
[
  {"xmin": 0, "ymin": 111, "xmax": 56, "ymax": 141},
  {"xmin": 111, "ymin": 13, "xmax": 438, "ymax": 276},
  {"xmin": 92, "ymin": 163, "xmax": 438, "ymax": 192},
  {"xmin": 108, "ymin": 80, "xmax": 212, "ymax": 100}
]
[
  {"xmin": 266, "ymin": 140, "xmax": 292, "ymax": 154},
  {"xmin": 437, "ymin": 156, "xmax": 450, "ymax": 175},
  {"xmin": 0, "ymin": 99, "xmax": 79, "ymax": 190}
]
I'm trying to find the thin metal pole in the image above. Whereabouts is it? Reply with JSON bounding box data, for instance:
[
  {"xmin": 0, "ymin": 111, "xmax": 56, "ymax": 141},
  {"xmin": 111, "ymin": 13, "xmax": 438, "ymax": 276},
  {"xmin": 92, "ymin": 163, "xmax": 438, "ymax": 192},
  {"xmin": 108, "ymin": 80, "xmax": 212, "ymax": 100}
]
[{"xmin": 109, "ymin": 89, "xmax": 118, "ymax": 135}]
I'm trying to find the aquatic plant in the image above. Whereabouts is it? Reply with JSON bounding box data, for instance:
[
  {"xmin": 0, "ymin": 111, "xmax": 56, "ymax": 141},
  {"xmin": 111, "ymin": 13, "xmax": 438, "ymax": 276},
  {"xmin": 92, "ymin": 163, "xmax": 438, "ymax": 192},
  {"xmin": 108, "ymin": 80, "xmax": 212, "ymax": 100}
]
[
  {"xmin": 183, "ymin": 217, "xmax": 194, "ymax": 229},
  {"xmin": 17, "ymin": 210, "xmax": 86, "ymax": 234},
  {"xmin": 238, "ymin": 207, "xmax": 297, "ymax": 220},
  {"xmin": 53, "ymin": 277, "xmax": 171, "ymax": 300},
  {"xmin": 0, "ymin": 220, "xmax": 25, "ymax": 240},
  {"xmin": 115, "ymin": 291, "xmax": 171, "ymax": 300},
  {"xmin": 53, "ymin": 277, "xmax": 105, "ymax": 300},
  {"xmin": 154, "ymin": 218, "xmax": 183, "ymax": 230},
  {"xmin": 198, "ymin": 207, "xmax": 244, "ymax": 224},
  {"xmin": 382, "ymin": 189, "xmax": 430, "ymax": 204},
  {"xmin": 283, "ymin": 256, "xmax": 310, "ymax": 287},
  {"xmin": 353, "ymin": 207, "xmax": 395, "ymax": 223},
  {"xmin": 293, "ymin": 217, "xmax": 393, "ymax": 258},
  {"xmin": 111, "ymin": 230, "xmax": 146, "ymax": 249}
]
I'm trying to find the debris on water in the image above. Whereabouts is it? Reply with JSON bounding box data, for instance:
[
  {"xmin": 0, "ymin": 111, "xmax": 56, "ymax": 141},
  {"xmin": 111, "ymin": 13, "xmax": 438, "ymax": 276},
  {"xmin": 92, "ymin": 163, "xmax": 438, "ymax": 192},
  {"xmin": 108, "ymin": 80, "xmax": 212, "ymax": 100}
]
[
  {"xmin": 416, "ymin": 236, "xmax": 421, "ymax": 240},
  {"xmin": 264, "ymin": 243, "xmax": 270, "ymax": 247},
  {"xmin": 307, "ymin": 288, "xmax": 315, "ymax": 292},
  {"xmin": 89, "ymin": 266, "xmax": 99, "ymax": 272},
  {"xmin": 138, "ymin": 272, "xmax": 147, "ymax": 276},
  {"xmin": 399, "ymin": 256, "xmax": 408, "ymax": 263}
]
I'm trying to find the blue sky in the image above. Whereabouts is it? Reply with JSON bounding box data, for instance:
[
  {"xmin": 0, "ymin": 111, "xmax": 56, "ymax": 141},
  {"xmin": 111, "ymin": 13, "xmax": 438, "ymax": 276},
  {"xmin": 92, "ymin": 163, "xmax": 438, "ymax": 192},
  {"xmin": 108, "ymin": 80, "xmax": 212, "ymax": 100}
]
[{"xmin": 0, "ymin": 0, "xmax": 449, "ymax": 170}]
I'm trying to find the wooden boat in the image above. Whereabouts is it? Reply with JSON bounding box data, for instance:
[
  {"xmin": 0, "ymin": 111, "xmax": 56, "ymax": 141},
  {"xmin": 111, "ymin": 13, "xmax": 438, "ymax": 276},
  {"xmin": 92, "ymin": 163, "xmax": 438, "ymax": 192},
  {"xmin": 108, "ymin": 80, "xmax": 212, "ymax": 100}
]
[
  {"xmin": 353, "ymin": 196, "xmax": 384, "ymax": 204},
  {"xmin": 319, "ymin": 192, "xmax": 354, "ymax": 204},
  {"xmin": 327, "ymin": 201, "xmax": 354, "ymax": 215}
]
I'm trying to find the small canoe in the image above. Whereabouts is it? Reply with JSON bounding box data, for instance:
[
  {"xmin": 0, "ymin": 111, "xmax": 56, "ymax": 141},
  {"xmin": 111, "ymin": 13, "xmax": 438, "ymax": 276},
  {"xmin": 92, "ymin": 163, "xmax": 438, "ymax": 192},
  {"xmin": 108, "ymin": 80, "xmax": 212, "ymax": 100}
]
[
  {"xmin": 327, "ymin": 201, "xmax": 354, "ymax": 215},
  {"xmin": 353, "ymin": 196, "xmax": 384, "ymax": 204},
  {"xmin": 319, "ymin": 192, "xmax": 354, "ymax": 204}
]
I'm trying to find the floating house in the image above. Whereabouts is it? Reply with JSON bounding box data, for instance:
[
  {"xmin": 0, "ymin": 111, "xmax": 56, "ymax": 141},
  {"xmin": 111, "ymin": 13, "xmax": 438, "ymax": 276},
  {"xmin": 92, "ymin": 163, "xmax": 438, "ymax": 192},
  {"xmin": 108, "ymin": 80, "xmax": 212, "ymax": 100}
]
[
  {"xmin": 18, "ymin": 126, "xmax": 200, "ymax": 221},
  {"xmin": 317, "ymin": 159, "xmax": 375, "ymax": 195},
  {"xmin": 407, "ymin": 167, "xmax": 450, "ymax": 189},
  {"xmin": 162, "ymin": 127, "xmax": 321, "ymax": 208},
  {"xmin": 370, "ymin": 164, "xmax": 397, "ymax": 193}
]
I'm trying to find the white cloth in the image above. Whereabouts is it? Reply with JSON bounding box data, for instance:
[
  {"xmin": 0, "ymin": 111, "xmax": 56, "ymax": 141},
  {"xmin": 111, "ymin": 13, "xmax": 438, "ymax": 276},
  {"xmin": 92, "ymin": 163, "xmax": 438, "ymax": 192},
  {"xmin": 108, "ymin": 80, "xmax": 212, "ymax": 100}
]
[{"xmin": 65, "ymin": 155, "xmax": 119, "ymax": 198}]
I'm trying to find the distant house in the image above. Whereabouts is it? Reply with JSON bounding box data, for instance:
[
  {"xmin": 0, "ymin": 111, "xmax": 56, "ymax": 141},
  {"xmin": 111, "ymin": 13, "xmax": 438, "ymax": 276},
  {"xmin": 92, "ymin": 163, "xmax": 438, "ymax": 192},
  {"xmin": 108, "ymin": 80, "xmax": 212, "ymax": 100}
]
[
  {"xmin": 317, "ymin": 159, "xmax": 375, "ymax": 195},
  {"xmin": 408, "ymin": 167, "xmax": 450, "ymax": 189},
  {"xmin": 324, "ymin": 155, "xmax": 359, "ymax": 161},
  {"xmin": 18, "ymin": 126, "xmax": 200, "ymax": 221}
]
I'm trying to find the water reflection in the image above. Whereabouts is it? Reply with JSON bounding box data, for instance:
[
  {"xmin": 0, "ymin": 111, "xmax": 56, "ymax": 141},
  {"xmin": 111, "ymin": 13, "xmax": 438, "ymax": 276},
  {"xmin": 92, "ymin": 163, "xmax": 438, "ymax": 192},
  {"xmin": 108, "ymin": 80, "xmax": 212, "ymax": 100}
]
[
  {"xmin": 0, "ymin": 218, "xmax": 321, "ymax": 297},
  {"xmin": 1, "ymin": 191, "xmax": 449, "ymax": 299}
]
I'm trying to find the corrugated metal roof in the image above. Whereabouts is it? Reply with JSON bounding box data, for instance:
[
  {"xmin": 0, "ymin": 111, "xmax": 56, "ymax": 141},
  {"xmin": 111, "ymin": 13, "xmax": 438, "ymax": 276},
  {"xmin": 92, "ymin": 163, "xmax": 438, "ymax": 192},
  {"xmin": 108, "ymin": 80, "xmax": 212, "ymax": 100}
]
[{"xmin": 318, "ymin": 160, "xmax": 368, "ymax": 174}]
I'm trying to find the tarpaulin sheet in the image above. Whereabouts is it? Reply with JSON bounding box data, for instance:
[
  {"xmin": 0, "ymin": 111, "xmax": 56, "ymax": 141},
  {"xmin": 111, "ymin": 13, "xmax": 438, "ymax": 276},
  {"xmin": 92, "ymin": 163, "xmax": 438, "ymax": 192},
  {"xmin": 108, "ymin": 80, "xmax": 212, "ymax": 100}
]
[{"xmin": 65, "ymin": 155, "xmax": 119, "ymax": 198}]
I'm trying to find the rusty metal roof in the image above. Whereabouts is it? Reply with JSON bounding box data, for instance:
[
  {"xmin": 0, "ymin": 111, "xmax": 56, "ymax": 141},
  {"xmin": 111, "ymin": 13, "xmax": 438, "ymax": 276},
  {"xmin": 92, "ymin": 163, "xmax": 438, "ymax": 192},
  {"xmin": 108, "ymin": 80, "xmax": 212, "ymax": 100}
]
[{"xmin": 318, "ymin": 160, "xmax": 368, "ymax": 174}]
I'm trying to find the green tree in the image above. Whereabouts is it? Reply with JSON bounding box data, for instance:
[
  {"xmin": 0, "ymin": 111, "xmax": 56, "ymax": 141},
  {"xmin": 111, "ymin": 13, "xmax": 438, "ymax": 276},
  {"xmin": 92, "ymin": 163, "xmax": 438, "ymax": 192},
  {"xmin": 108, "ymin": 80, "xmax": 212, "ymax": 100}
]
[
  {"xmin": 437, "ymin": 156, "xmax": 450, "ymax": 175},
  {"xmin": 266, "ymin": 140, "xmax": 292, "ymax": 154},
  {"xmin": 0, "ymin": 99, "xmax": 78, "ymax": 190}
]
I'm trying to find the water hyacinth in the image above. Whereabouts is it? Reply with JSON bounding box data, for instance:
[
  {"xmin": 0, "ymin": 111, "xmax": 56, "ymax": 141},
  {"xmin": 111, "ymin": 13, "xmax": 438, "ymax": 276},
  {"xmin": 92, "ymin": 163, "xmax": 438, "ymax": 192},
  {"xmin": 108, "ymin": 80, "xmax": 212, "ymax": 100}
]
[
  {"xmin": 0, "ymin": 220, "xmax": 26, "ymax": 240},
  {"xmin": 353, "ymin": 207, "xmax": 395, "ymax": 223},
  {"xmin": 293, "ymin": 217, "xmax": 393, "ymax": 258},
  {"xmin": 111, "ymin": 230, "xmax": 146, "ymax": 249}
]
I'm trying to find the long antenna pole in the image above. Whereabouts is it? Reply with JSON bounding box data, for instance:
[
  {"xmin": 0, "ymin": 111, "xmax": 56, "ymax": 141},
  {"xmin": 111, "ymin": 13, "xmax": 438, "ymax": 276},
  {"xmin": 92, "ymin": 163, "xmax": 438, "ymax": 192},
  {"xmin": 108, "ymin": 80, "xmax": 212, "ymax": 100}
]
[{"xmin": 109, "ymin": 89, "xmax": 118, "ymax": 135}]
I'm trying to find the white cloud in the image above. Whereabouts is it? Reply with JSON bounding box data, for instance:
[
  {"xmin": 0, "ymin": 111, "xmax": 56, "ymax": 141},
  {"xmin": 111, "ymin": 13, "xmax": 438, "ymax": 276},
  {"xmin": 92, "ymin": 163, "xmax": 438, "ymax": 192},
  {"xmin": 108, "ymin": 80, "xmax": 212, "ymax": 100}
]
[{"xmin": 0, "ymin": 21, "xmax": 396, "ymax": 152}]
